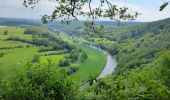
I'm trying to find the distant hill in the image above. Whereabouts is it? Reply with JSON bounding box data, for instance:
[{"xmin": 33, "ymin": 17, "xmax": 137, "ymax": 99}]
[{"xmin": 0, "ymin": 18, "xmax": 142, "ymax": 34}]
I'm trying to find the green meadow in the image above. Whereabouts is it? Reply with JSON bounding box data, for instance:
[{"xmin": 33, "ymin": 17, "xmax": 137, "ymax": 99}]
[
  {"xmin": 0, "ymin": 26, "xmax": 107, "ymax": 84},
  {"xmin": 70, "ymin": 45, "xmax": 106, "ymax": 85}
]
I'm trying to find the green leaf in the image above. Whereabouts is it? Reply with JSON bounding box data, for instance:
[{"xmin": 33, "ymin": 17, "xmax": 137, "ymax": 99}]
[{"xmin": 160, "ymin": 2, "xmax": 169, "ymax": 11}]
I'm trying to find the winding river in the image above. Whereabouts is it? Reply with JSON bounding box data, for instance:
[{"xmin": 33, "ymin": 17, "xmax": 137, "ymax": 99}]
[
  {"xmin": 86, "ymin": 45, "xmax": 117, "ymax": 78},
  {"xmin": 80, "ymin": 44, "xmax": 117, "ymax": 89}
]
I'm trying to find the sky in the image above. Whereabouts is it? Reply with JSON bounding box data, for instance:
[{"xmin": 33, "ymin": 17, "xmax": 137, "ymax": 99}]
[{"xmin": 0, "ymin": 0, "xmax": 170, "ymax": 22}]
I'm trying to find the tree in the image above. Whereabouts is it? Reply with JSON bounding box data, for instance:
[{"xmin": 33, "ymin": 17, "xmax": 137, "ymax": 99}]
[
  {"xmin": 0, "ymin": 62, "xmax": 77, "ymax": 100},
  {"xmin": 161, "ymin": 52, "xmax": 170, "ymax": 87},
  {"xmin": 59, "ymin": 59, "xmax": 70, "ymax": 67},
  {"xmin": 32, "ymin": 54, "xmax": 40, "ymax": 62},
  {"xmin": 3, "ymin": 30, "xmax": 8, "ymax": 35},
  {"xmin": 0, "ymin": 53, "xmax": 5, "ymax": 58},
  {"xmin": 80, "ymin": 51, "xmax": 88, "ymax": 62},
  {"xmin": 23, "ymin": 0, "xmax": 139, "ymax": 23},
  {"xmin": 69, "ymin": 50, "xmax": 79, "ymax": 63},
  {"xmin": 160, "ymin": 1, "xmax": 169, "ymax": 11}
]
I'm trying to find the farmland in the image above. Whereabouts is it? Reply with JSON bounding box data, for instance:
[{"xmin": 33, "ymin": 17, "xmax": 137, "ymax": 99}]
[{"xmin": 0, "ymin": 26, "xmax": 107, "ymax": 83}]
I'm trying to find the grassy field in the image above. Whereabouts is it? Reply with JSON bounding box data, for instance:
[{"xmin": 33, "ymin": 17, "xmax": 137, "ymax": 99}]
[
  {"xmin": 59, "ymin": 34, "xmax": 107, "ymax": 85},
  {"xmin": 0, "ymin": 26, "xmax": 65, "ymax": 78},
  {"xmin": 0, "ymin": 40, "xmax": 31, "ymax": 47},
  {"xmin": 69, "ymin": 45, "xmax": 107, "ymax": 85},
  {"xmin": 40, "ymin": 54, "xmax": 68, "ymax": 65},
  {"xmin": 0, "ymin": 26, "xmax": 32, "ymax": 39},
  {"xmin": 0, "ymin": 47, "xmax": 38, "ymax": 78},
  {"xmin": 0, "ymin": 26, "xmax": 107, "ymax": 85}
]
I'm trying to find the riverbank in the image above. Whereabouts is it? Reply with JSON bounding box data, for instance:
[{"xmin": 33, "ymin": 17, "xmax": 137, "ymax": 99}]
[
  {"xmin": 86, "ymin": 44, "xmax": 117, "ymax": 78},
  {"xmin": 80, "ymin": 44, "xmax": 117, "ymax": 90}
]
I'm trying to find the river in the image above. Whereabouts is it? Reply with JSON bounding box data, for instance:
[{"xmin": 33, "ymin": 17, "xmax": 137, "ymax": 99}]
[
  {"xmin": 79, "ymin": 44, "xmax": 117, "ymax": 89},
  {"xmin": 86, "ymin": 44, "xmax": 117, "ymax": 78}
]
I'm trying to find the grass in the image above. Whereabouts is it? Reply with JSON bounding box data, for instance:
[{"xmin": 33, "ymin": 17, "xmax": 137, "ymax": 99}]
[
  {"xmin": 0, "ymin": 26, "xmax": 37, "ymax": 78},
  {"xmin": 0, "ymin": 47, "xmax": 38, "ymax": 78},
  {"xmin": 69, "ymin": 45, "xmax": 107, "ymax": 85},
  {"xmin": 0, "ymin": 26, "xmax": 107, "ymax": 85},
  {"xmin": 0, "ymin": 40, "xmax": 31, "ymax": 48},
  {"xmin": 40, "ymin": 54, "xmax": 67, "ymax": 65},
  {"xmin": 59, "ymin": 34, "xmax": 107, "ymax": 85},
  {"xmin": 0, "ymin": 26, "xmax": 32, "ymax": 39},
  {"xmin": 0, "ymin": 26, "xmax": 67, "ymax": 78}
]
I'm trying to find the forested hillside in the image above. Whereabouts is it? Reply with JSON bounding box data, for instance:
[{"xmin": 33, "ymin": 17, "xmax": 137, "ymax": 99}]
[{"xmin": 76, "ymin": 18, "xmax": 170, "ymax": 99}]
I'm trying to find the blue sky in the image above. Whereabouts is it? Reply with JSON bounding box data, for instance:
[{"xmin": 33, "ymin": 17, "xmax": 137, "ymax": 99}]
[{"xmin": 0, "ymin": 0, "xmax": 170, "ymax": 22}]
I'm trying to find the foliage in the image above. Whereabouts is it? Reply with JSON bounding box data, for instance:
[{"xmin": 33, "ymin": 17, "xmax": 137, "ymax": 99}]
[
  {"xmin": 67, "ymin": 66, "xmax": 79, "ymax": 75},
  {"xmin": 0, "ymin": 52, "xmax": 5, "ymax": 58},
  {"xmin": 161, "ymin": 51, "xmax": 170, "ymax": 87},
  {"xmin": 81, "ymin": 66, "xmax": 170, "ymax": 99},
  {"xmin": 3, "ymin": 30, "xmax": 8, "ymax": 35},
  {"xmin": 59, "ymin": 59, "xmax": 70, "ymax": 67},
  {"xmin": 80, "ymin": 51, "xmax": 88, "ymax": 62},
  {"xmin": 68, "ymin": 49, "xmax": 80, "ymax": 63},
  {"xmin": 23, "ymin": 0, "xmax": 138, "ymax": 24},
  {"xmin": 79, "ymin": 18, "xmax": 170, "ymax": 99},
  {"xmin": 0, "ymin": 63, "xmax": 77, "ymax": 100},
  {"xmin": 160, "ymin": 1, "xmax": 169, "ymax": 11},
  {"xmin": 7, "ymin": 26, "xmax": 74, "ymax": 52},
  {"xmin": 32, "ymin": 54, "xmax": 40, "ymax": 62}
]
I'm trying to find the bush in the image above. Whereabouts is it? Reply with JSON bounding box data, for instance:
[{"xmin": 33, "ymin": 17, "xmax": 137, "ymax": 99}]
[
  {"xmin": 69, "ymin": 50, "xmax": 79, "ymax": 63},
  {"xmin": 32, "ymin": 54, "xmax": 40, "ymax": 62},
  {"xmin": 0, "ymin": 63, "xmax": 77, "ymax": 100},
  {"xmin": 58, "ymin": 59, "xmax": 70, "ymax": 67},
  {"xmin": 80, "ymin": 51, "xmax": 88, "ymax": 62},
  {"xmin": 67, "ymin": 66, "xmax": 79, "ymax": 75},
  {"xmin": 0, "ymin": 53, "xmax": 5, "ymax": 57},
  {"xmin": 161, "ymin": 52, "xmax": 170, "ymax": 87},
  {"xmin": 3, "ymin": 30, "xmax": 8, "ymax": 35}
]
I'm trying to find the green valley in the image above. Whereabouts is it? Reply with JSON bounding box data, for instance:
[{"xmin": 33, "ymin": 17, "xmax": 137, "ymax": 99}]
[{"xmin": 0, "ymin": 1, "xmax": 170, "ymax": 99}]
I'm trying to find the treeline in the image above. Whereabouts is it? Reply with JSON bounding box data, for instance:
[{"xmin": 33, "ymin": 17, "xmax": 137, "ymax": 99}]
[
  {"xmin": 58, "ymin": 49, "xmax": 88, "ymax": 75},
  {"xmin": 59, "ymin": 49, "xmax": 88, "ymax": 67},
  {"xmin": 0, "ymin": 45, "xmax": 31, "ymax": 50},
  {"xmin": 7, "ymin": 26, "xmax": 74, "ymax": 52},
  {"xmin": 41, "ymin": 50, "xmax": 69, "ymax": 56}
]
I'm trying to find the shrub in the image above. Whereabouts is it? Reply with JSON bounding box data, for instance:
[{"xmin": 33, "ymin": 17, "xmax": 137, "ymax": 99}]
[
  {"xmin": 0, "ymin": 63, "xmax": 77, "ymax": 100},
  {"xmin": 0, "ymin": 53, "xmax": 5, "ymax": 57},
  {"xmin": 80, "ymin": 51, "xmax": 88, "ymax": 62},
  {"xmin": 58, "ymin": 59, "xmax": 70, "ymax": 67},
  {"xmin": 32, "ymin": 54, "xmax": 40, "ymax": 62},
  {"xmin": 67, "ymin": 66, "xmax": 79, "ymax": 75},
  {"xmin": 3, "ymin": 30, "xmax": 8, "ymax": 35}
]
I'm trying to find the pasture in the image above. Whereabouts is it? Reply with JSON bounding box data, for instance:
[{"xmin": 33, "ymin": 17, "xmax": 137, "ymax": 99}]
[{"xmin": 0, "ymin": 26, "xmax": 107, "ymax": 85}]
